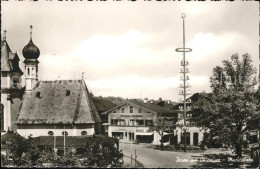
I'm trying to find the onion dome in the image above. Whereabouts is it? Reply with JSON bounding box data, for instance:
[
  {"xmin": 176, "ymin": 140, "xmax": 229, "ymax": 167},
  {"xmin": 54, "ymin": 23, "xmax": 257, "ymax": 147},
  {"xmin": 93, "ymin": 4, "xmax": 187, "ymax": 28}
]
[{"xmin": 22, "ymin": 25, "xmax": 40, "ymax": 59}]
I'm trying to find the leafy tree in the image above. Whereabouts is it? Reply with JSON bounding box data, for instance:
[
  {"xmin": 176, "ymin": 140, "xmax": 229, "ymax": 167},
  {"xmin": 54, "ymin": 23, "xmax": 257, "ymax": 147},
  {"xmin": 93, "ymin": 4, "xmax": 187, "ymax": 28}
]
[
  {"xmin": 80, "ymin": 135, "xmax": 123, "ymax": 167},
  {"xmin": 196, "ymin": 53, "xmax": 259, "ymax": 158},
  {"xmin": 150, "ymin": 115, "xmax": 174, "ymax": 150},
  {"xmin": 6, "ymin": 135, "xmax": 43, "ymax": 166}
]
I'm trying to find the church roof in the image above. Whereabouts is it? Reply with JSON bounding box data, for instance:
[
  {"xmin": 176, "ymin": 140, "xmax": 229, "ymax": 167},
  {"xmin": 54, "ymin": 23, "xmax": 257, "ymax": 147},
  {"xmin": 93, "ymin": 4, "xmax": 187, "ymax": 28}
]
[
  {"xmin": 16, "ymin": 80, "xmax": 101, "ymax": 125},
  {"xmin": 1, "ymin": 40, "xmax": 23, "ymax": 74}
]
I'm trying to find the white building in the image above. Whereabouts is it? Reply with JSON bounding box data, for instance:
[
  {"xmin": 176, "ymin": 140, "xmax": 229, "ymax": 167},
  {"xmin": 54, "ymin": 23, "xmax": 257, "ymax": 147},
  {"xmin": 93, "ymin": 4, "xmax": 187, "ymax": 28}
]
[
  {"xmin": 103, "ymin": 99, "xmax": 177, "ymax": 145},
  {"xmin": 1, "ymin": 27, "xmax": 102, "ymax": 138}
]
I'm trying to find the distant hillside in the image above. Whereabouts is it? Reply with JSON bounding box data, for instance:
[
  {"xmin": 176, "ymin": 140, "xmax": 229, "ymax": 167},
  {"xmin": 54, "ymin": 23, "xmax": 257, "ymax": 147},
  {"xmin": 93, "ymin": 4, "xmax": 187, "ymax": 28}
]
[{"xmin": 94, "ymin": 95, "xmax": 177, "ymax": 107}]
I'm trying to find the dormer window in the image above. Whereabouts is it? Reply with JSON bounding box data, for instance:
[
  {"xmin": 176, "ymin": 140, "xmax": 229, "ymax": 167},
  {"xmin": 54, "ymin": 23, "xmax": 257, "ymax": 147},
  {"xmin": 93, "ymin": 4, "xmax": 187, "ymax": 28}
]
[
  {"xmin": 66, "ymin": 90, "xmax": 70, "ymax": 96},
  {"xmin": 36, "ymin": 92, "xmax": 41, "ymax": 98}
]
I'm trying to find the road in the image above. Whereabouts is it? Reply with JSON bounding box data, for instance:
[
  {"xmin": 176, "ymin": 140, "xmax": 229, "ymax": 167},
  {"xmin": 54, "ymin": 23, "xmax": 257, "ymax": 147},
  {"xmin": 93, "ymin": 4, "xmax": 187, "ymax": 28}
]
[{"xmin": 119, "ymin": 143, "xmax": 230, "ymax": 168}]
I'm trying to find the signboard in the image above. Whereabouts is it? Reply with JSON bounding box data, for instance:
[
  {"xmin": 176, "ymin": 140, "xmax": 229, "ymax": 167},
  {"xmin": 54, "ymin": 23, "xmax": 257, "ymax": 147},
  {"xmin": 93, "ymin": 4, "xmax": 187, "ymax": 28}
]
[{"xmin": 120, "ymin": 115, "xmax": 143, "ymax": 118}]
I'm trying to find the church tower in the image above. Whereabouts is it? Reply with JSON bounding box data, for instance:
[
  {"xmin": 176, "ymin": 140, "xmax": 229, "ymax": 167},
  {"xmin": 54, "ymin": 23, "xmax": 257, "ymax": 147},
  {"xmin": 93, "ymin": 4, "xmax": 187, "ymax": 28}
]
[
  {"xmin": 1, "ymin": 30, "xmax": 24, "ymax": 133},
  {"xmin": 23, "ymin": 26, "xmax": 40, "ymax": 91}
]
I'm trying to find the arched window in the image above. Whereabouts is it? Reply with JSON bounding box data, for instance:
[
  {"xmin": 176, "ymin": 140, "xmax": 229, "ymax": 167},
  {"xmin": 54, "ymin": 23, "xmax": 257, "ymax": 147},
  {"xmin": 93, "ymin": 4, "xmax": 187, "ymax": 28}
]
[
  {"xmin": 32, "ymin": 68, "xmax": 35, "ymax": 75},
  {"xmin": 81, "ymin": 131, "xmax": 87, "ymax": 136},
  {"xmin": 27, "ymin": 68, "xmax": 30, "ymax": 75},
  {"xmin": 138, "ymin": 108, "xmax": 142, "ymax": 113},
  {"xmin": 129, "ymin": 106, "xmax": 133, "ymax": 113},
  {"xmin": 48, "ymin": 131, "xmax": 54, "ymax": 136},
  {"xmin": 62, "ymin": 131, "xmax": 68, "ymax": 136},
  {"xmin": 121, "ymin": 108, "xmax": 125, "ymax": 113}
]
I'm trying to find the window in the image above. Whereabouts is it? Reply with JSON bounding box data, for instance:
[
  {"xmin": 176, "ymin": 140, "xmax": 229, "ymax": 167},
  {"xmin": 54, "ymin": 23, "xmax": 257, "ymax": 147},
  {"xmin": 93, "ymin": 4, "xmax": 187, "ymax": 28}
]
[
  {"xmin": 36, "ymin": 92, "xmax": 41, "ymax": 98},
  {"xmin": 62, "ymin": 131, "xmax": 68, "ymax": 136},
  {"xmin": 32, "ymin": 68, "xmax": 35, "ymax": 75},
  {"xmin": 129, "ymin": 106, "xmax": 133, "ymax": 113},
  {"xmin": 121, "ymin": 108, "xmax": 125, "ymax": 113},
  {"xmin": 136, "ymin": 119, "xmax": 144, "ymax": 126},
  {"xmin": 145, "ymin": 120, "xmax": 153, "ymax": 126},
  {"xmin": 129, "ymin": 119, "xmax": 135, "ymax": 126},
  {"xmin": 147, "ymin": 111, "xmax": 151, "ymax": 113},
  {"xmin": 81, "ymin": 131, "xmax": 87, "ymax": 136},
  {"xmin": 66, "ymin": 90, "xmax": 70, "ymax": 96},
  {"xmin": 119, "ymin": 119, "xmax": 125, "ymax": 125},
  {"xmin": 138, "ymin": 108, "xmax": 142, "ymax": 113},
  {"xmin": 27, "ymin": 68, "xmax": 30, "ymax": 75},
  {"xmin": 113, "ymin": 111, "xmax": 116, "ymax": 113},
  {"xmin": 111, "ymin": 119, "xmax": 118, "ymax": 125},
  {"xmin": 12, "ymin": 77, "xmax": 18, "ymax": 88},
  {"xmin": 48, "ymin": 131, "xmax": 54, "ymax": 136}
]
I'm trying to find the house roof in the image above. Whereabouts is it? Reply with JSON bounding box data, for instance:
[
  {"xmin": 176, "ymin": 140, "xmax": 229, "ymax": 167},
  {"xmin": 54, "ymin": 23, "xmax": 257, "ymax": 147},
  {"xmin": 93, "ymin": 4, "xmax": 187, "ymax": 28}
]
[
  {"xmin": 1, "ymin": 40, "xmax": 23, "ymax": 74},
  {"xmin": 103, "ymin": 99, "xmax": 177, "ymax": 116},
  {"xmin": 92, "ymin": 98, "xmax": 117, "ymax": 112},
  {"xmin": 16, "ymin": 80, "xmax": 101, "ymax": 125}
]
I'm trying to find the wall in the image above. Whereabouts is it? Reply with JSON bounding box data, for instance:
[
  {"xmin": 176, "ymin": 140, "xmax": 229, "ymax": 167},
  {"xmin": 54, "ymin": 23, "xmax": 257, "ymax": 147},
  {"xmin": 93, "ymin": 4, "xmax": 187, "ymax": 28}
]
[{"xmin": 16, "ymin": 124, "xmax": 95, "ymax": 138}]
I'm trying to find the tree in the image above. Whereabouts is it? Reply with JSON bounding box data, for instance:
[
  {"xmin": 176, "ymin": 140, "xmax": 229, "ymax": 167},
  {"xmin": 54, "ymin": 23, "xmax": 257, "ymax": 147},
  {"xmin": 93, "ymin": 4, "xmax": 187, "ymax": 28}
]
[
  {"xmin": 6, "ymin": 135, "xmax": 43, "ymax": 166},
  {"xmin": 80, "ymin": 135, "xmax": 123, "ymax": 167},
  {"xmin": 196, "ymin": 53, "xmax": 259, "ymax": 158},
  {"xmin": 150, "ymin": 115, "xmax": 174, "ymax": 150}
]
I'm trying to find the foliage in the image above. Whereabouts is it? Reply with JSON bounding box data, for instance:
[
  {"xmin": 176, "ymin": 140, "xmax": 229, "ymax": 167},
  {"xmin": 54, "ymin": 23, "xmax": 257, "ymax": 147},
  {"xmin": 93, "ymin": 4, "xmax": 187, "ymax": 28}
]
[
  {"xmin": 195, "ymin": 53, "xmax": 259, "ymax": 158},
  {"xmin": 150, "ymin": 115, "xmax": 175, "ymax": 150},
  {"xmin": 1, "ymin": 154, "xmax": 9, "ymax": 166},
  {"xmin": 6, "ymin": 135, "xmax": 43, "ymax": 166},
  {"xmin": 80, "ymin": 135, "xmax": 123, "ymax": 167}
]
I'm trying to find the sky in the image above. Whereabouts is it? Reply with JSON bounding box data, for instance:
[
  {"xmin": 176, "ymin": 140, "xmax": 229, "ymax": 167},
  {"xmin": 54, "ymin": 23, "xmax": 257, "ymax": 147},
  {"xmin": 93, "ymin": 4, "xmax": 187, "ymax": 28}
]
[{"xmin": 1, "ymin": 1, "xmax": 259, "ymax": 101}]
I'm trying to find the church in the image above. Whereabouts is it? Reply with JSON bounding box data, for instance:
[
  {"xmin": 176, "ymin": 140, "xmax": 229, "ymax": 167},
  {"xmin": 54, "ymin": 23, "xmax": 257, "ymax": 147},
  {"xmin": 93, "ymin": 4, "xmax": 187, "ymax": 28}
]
[{"xmin": 1, "ymin": 26, "xmax": 102, "ymax": 137}]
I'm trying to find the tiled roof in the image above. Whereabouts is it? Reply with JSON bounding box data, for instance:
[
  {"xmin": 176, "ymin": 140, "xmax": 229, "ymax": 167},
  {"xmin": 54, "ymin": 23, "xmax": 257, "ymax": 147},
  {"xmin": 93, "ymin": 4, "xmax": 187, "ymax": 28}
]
[
  {"xmin": 103, "ymin": 99, "xmax": 177, "ymax": 117},
  {"xmin": 93, "ymin": 98, "xmax": 117, "ymax": 112},
  {"xmin": 129, "ymin": 99, "xmax": 176, "ymax": 115},
  {"xmin": 1, "ymin": 40, "xmax": 12, "ymax": 71},
  {"xmin": 17, "ymin": 80, "xmax": 101, "ymax": 124}
]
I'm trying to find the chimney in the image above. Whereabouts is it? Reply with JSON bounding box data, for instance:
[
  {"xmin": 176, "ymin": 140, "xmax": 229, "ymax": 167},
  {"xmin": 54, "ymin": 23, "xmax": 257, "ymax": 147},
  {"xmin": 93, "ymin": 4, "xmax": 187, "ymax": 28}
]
[{"xmin": 159, "ymin": 98, "xmax": 162, "ymax": 102}]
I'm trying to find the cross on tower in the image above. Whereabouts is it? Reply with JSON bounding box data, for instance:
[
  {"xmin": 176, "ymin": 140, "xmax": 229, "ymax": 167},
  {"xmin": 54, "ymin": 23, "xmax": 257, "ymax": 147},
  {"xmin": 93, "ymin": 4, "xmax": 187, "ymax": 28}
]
[{"xmin": 30, "ymin": 25, "xmax": 33, "ymax": 40}]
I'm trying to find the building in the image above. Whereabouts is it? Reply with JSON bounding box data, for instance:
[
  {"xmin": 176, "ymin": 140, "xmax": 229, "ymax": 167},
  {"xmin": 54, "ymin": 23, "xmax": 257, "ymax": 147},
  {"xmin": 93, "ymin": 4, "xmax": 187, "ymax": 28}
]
[
  {"xmin": 1, "ymin": 27, "xmax": 102, "ymax": 138},
  {"xmin": 172, "ymin": 93, "xmax": 208, "ymax": 146},
  {"xmin": 1, "ymin": 30, "xmax": 24, "ymax": 134},
  {"xmin": 103, "ymin": 99, "xmax": 177, "ymax": 144}
]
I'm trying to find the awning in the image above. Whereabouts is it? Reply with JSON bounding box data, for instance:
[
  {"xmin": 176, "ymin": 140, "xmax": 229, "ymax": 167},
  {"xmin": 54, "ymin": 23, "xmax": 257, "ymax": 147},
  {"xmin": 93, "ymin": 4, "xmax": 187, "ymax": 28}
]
[{"xmin": 136, "ymin": 132, "xmax": 153, "ymax": 136}]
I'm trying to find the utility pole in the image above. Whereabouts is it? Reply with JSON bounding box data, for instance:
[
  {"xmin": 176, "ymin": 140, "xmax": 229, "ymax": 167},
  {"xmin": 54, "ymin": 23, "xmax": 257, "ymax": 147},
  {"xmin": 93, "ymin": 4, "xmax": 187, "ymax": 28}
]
[{"xmin": 176, "ymin": 13, "xmax": 192, "ymax": 152}]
